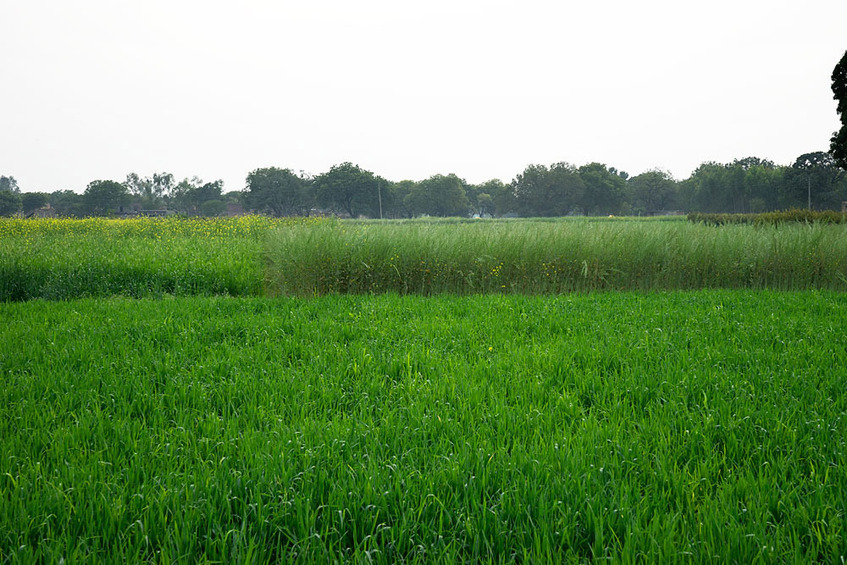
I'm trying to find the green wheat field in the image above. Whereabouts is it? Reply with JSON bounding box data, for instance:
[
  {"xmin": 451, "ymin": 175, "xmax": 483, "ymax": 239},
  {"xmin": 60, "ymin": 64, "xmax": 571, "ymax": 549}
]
[{"xmin": 1, "ymin": 217, "xmax": 846, "ymax": 563}]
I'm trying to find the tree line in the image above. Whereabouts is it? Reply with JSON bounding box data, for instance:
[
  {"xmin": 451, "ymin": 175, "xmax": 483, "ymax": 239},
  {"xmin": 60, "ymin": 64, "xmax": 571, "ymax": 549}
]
[{"xmin": 1, "ymin": 151, "xmax": 845, "ymax": 219}]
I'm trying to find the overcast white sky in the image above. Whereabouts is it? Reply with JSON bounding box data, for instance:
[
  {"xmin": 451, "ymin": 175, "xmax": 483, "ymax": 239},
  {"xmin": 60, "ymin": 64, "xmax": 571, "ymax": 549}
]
[{"xmin": 2, "ymin": 1, "xmax": 845, "ymax": 193}]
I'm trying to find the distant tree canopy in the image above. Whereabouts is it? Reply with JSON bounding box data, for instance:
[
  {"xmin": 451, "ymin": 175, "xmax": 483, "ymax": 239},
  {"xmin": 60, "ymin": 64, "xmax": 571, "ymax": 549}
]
[
  {"xmin": 405, "ymin": 174, "xmax": 470, "ymax": 217},
  {"xmin": 509, "ymin": 163, "xmax": 585, "ymax": 217},
  {"xmin": 21, "ymin": 192, "xmax": 49, "ymax": 215},
  {"xmin": 314, "ymin": 163, "xmax": 382, "ymax": 218},
  {"xmin": 82, "ymin": 180, "xmax": 129, "ymax": 216},
  {"xmin": 0, "ymin": 190, "xmax": 21, "ymax": 216},
  {"xmin": 244, "ymin": 167, "xmax": 311, "ymax": 217},
  {"xmin": 628, "ymin": 170, "xmax": 678, "ymax": 215},
  {"xmin": 0, "ymin": 176, "xmax": 20, "ymax": 194},
  {"xmin": 7, "ymin": 147, "xmax": 847, "ymax": 219}
]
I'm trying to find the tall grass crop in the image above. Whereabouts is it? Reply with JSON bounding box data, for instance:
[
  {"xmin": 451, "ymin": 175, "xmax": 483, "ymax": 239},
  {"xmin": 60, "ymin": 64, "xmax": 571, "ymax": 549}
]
[
  {"xmin": 265, "ymin": 219, "xmax": 847, "ymax": 295},
  {"xmin": 2, "ymin": 291, "xmax": 846, "ymax": 562},
  {"xmin": 4, "ymin": 216, "xmax": 847, "ymax": 301}
]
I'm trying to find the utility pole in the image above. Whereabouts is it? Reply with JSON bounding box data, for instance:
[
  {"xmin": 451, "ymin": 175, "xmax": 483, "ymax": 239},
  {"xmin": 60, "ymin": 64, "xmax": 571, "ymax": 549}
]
[{"xmin": 378, "ymin": 181, "xmax": 383, "ymax": 219}]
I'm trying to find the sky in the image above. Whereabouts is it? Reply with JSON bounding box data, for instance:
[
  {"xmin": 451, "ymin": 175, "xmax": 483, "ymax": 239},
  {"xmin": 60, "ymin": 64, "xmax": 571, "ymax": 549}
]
[{"xmin": 2, "ymin": 0, "xmax": 845, "ymax": 193}]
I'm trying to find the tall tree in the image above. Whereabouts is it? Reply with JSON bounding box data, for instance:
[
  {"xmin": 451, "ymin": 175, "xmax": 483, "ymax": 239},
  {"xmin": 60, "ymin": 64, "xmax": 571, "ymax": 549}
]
[
  {"xmin": 186, "ymin": 180, "xmax": 224, "ymax": 214},
  {"xmin": 510, "ymin": 163, "xmax": 585, "ymax": 217},
  {"xmin": 0, "ymin": 191, "xmax": 21, "ymax": 216},
  {"xmin": 679, "ymin": 159, "xmax": 785, "ymax": 213},
  {"xmin": 82, "ymin": 180, "xmax": 129, "ymax": 216},
  {"xmin": 830, "ymin": 50, "xmax": 847, "ymax": 169},
  {"xmin": 0, "ymin": 176, "xmax": 19, "ymax": 193},
  {"xmin": 166, "ymin": 177, "xmax": 224, "ymax": 214},
  {"xmin": 783, "ymin": 151, "xmax": 845, "ymax": 210},
  {"xmin": 467, "ymin": 179, "xmax": 506, "ymax": 217},
  {"xmin": 385, "ymin": 180, "xmax": 416, "ymax": 218},
  {"xmin": 125, "ymin": 172, "xmax": 173, "ymax": 209},
  {"xmin": 244, "ymin": 167, "xmax": 312, "ymax": 216},
  {"xmin": 314, "ymin": 163, "xmax": 380, "ymax": 218},
  {"xmin": 627, "ymin": 170, "xmax": 678, "ymax": 215},
  {"xmin": 21, "ymin": 192, "xmax": 50, "ymax": 215},
  {"xmin": 50, "ymin": 190, "xmax": 84, "ymax": 217},
  {"xmin": 404, "ymin": 174, "xmax": 470, "ymax": 217},
  {"xmin": 577, "ymin": 163, "xmax": 627, "ymax": 215},
  {"xmin": 740, "ymin": 159, "xmax": 783, "ymax": 212}
]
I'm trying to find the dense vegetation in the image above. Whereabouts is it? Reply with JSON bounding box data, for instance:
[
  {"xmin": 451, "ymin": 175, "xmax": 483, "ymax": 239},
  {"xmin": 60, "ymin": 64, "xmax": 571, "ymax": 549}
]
[
  {"xmin": 0, "ymin": 217, "xmax": 300, "ymax": 301},
  {"xmin": 265, "ymin": 217, "xmax": 847, "ymax": 296},
  {"xmin": 4, "ymin": 216, "xmax": 846, "ymax": 301},
  {"xmin": 2, "ymin": 217, "xmax": 846, "ymax": 561},
  {"xmin": 2, "ymin": 150, "xmax": 846, "ymax": 220},
  {"xmin": 688, "ymin": 209, "xmax": 847, "ymax": 226},
  {"xmin": 3, "ymin": 291, "xmax": 846, "ymax": 562}
]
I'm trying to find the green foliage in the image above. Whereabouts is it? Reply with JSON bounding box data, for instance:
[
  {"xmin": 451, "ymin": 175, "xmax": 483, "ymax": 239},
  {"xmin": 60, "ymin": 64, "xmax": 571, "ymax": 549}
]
[
  {"xmin": 627, "ymin": 169, "xmax": 678, "ymax": 214},
  {"xmin": 785, "ymin": 152, "xmax": 846, "ymax": 210},
  {"xmin": 466, "ymin": 179, "xmax": 506, "ymax": 217},
  {"xmin": 510, "ymin": 163, "xmax": 585, "ymax": 217},
  {"xmin": 199, "ymin": 199, "xmax": 227, "ymax": 217},
  {"xmin": 124, "ymin": 172, "xmax": 173, "ymax": 209},
  {"xmin": 314, "ymin": 162, "xmax": 381, "ymax": 218},
  {"xmin": 0, "ymin": 216, "xmax": 287, "ymax": 301},
  {"xmin": 681, "ymin": 159, "xmax": 784, "ymax": 213},
  {"xmin": 0, "ymin": 190, "xmax": 21, "ymax": 217},
  {"xmin": 82, "ymin": 179, "xmax": 129, "ymax": 216},
  {"xmin": 0, "ymin": 175, "xmax": 19, "ymax": 193},
  {"xmin": 49, "ymin": 189, "xmax": 84, "ymax": 217},
  {"xmin": 2, "ymin": 291, "xmax": 846, "ymax": 561},
  {"xmin": 689, "ymin": 208, "xmax": 847, "ymax": 225},
  {"xmin": 404, "ymin": 173, "xmax": 470, "ymax": 217},
  {"xmin": 244, "ymin": 167, "xmax": 312, "ymax": 216},
  {"xmin": 20, "ymin": 192, "xmax": 50, "ymax": 215},
  {"xmin": 264, "ymin": 218, "xmax": 847, "ymax": 296},
  {"xmin": 5, "ymin": 216, "xmax": 847, "ymax": 302},
  {"xmin": 578, "ymin": 163, "xmax": 628, "ymax": 216}
]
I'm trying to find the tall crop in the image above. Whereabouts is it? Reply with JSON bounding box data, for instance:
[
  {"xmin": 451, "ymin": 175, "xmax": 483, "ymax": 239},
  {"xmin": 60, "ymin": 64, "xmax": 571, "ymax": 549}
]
[{"xmin": 265, "ymin": 218, "xmax": 847, "ymax": 295}]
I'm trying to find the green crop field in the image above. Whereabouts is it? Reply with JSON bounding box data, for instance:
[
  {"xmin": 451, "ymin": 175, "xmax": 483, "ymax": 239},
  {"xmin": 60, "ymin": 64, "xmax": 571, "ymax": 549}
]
[{"xmin": 1, "ymin": 217, "xmax": 847, "ymax": 562}]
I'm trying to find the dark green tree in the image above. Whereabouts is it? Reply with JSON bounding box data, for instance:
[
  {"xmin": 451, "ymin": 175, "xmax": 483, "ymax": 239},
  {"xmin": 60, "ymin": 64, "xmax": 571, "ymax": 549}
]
[
  {"xmin": 385, "ymin": 180, "xmax": 416, "ymax": 218},
  {"xmin": 577, "ymin": 163, "xmax": 627, "ymax": 215},
  {"xmin": 0, "ymin": 176, "xmax": 19, "ymax": 193},
  {"xmin": 0, "ymin": 190, "xmax": 21, "ymax": 216},
  {"xmin": 244, "ymin": 167, "xmax": 312, "ymax": 216},
  {"xmin": 830, "ymin": 50, "xmax": 847, "ymax": 169},
  {"xmin": 782, "ymin": 151, "xmax": 845, "ymax": 210},
  {"xmin": 466, "ymin": 179, "xmax": 506, "ymax": 217},
  {"xmin": 50, "ymin": 190, "xmax": 84, "ymax": 217},
  {"xmin": 21, "ymin": 192, "xmax": 50, "ymax": 215},
  {"xmin": 739, "ymin": 159, "xmax": 784, "ymax": 212},
  {"xmin": 314, "ymin": 163, "xmax": 381, "ymax": 218},
  {"xmin": 404, "ymin": 174, "xmax": 470, "ymax": 217},
  {"xmin": 125, "ymin": 172, "xmax": 173, "ymax": 209},
  {"xmin": 82, "ymin": 180, "xmax": 129, "ymax": 216},
  {"xmin": 627, "ymin": 170, "xmax": 678, "ymax": 215},
  {"xmin": 168, "ymin": 177, "xmax": 200, "ymax": 212},
  {"xmin": 200, "ymin": 200, "xmax": 227, "ymax": 217},
  {"xmin": 167, "ymin": 178, "xmax": 224, "ymax": 214},
  {"xmin": 510, "ymin": 163, "xmax": 585, "ymax": 217},
  {"xmin": 187, "ymin": 181, "xmax": 224, "ymax": 215},
  {"xmin": 679, "ymin": 159, "xmax": 785, "ymax": 213}
]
